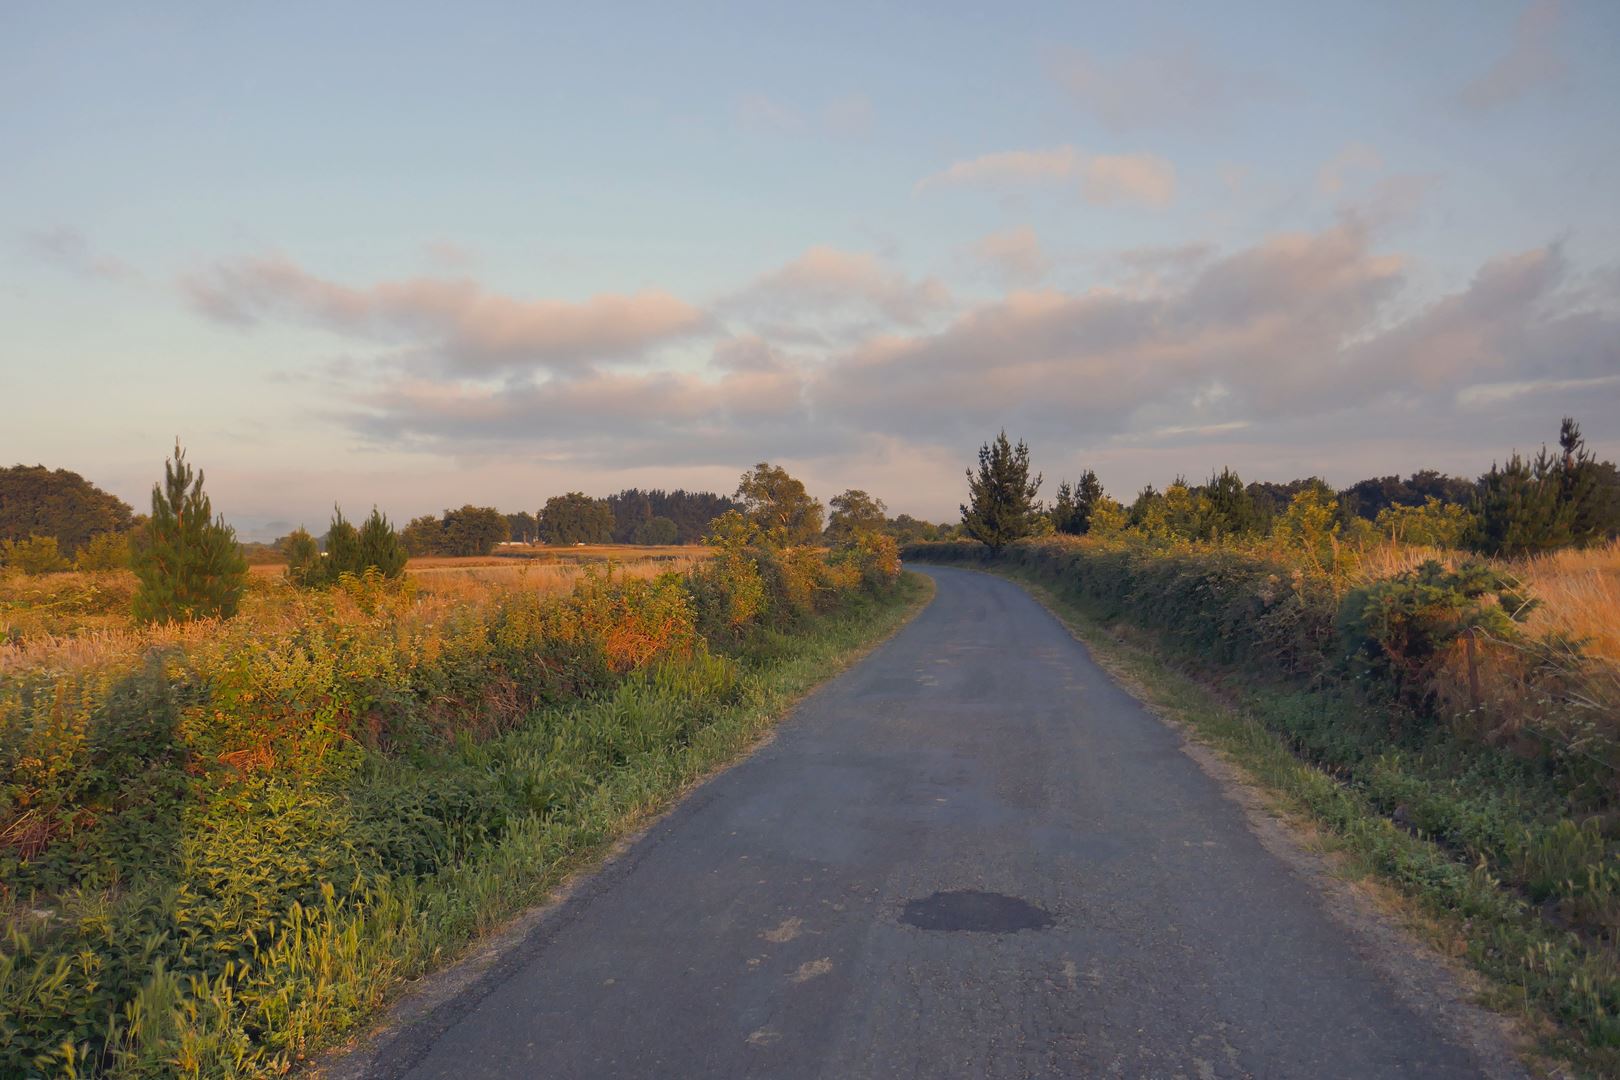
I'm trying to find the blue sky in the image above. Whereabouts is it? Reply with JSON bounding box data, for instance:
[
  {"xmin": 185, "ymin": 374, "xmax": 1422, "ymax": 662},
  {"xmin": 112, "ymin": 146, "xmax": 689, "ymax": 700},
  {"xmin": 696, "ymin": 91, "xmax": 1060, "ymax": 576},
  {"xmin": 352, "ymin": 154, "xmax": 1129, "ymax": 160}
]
[{"xmin": 4, "ymin": 1, "xmax": 1618, "ymax": 538}]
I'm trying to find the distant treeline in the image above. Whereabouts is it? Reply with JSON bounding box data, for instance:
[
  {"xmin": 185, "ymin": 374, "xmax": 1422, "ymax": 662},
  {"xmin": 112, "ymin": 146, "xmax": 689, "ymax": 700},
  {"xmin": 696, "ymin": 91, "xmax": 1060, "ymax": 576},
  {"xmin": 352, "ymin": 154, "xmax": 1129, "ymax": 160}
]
[{"xmin": 965, "ymin": 418, "xmax": 1620, "ymax": 558}]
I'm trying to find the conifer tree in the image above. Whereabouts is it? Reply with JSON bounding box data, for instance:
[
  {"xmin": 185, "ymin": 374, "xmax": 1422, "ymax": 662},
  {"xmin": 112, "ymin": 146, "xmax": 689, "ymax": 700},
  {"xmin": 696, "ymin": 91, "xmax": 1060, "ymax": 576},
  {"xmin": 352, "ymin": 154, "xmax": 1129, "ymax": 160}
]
[
  {"xmin": 355, "ymin": 507, "xmax": 408, "ymax": 578},
  {"xmin": 131, "ymin": 441, "xmax": 248, "ymax": 623},
  {"xmin": 961, "ymin": 431, "xmax": 1042, "ymax": 553}
]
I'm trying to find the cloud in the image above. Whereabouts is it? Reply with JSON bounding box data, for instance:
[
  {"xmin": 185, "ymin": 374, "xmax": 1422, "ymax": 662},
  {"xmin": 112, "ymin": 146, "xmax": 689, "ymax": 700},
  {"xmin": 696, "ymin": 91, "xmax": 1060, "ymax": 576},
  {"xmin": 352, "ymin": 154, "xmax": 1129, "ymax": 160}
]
[
  {"xmin": 1081, "ymin": 154, "xmax": 1176, "ymax": 207},
  {"xmin": 1047, "ymin": 42, "xmax": 1273, "ymax": 131},
  {"xmin": 182, "ymin": 255, "xmax": 708, "ymax": 374},
  {"xmin": 812, "ymin": 225, "xmax": 1616, "ymax": 458},
  {"xmin": 916, "ymin": 147, "xmax": 1083, "ymax": 190},
  {"xmin": 21, "ymin": 226, "xmax": 136, "ymax": 280},
  {"xmin": 221, "ymin": 226, "xmax": 1615, "ymax": 517},
  {"xmin": 1316, "ymin": 143, "xmax": 1383, "ymax": 195},
  {"xmin": 970, "ymin": 226, "xmax": 1049, "ymax": 286},
  {"xmin": 916, "ymin": 146, "xmax": 1176, "ymax": 207},
  {"xmin": 720, "ymin": 246, "xmax": 952, "ymax": 336},
  {"xmin": 1459, "ymin": 0, "xmax": 1565, "ymax": 110}
]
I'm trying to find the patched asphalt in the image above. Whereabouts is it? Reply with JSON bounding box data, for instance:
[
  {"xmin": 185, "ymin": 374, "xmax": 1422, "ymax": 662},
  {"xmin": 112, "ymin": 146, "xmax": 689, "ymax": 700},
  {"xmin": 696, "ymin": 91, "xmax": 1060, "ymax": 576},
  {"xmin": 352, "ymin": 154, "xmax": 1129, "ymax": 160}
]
[{"xmin": 357, "ymin": 565, "xmax": 1507, "ymax": 1079}]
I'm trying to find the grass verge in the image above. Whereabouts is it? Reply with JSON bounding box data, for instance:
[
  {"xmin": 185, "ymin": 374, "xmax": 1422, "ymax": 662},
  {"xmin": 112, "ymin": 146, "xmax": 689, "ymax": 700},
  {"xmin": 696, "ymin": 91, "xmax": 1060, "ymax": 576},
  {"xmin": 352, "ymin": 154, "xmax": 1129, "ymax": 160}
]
[
  {"xmin": 3, "ymin": 573, "xmax": 933, "ymax": 1078},
  {"xmin": 969, "ymin": 563, "xmax": 1615, "ymax": 1078},
  {"xmin": 275, "ymin": 570, "xmax": 934, "ymax": 1074}
]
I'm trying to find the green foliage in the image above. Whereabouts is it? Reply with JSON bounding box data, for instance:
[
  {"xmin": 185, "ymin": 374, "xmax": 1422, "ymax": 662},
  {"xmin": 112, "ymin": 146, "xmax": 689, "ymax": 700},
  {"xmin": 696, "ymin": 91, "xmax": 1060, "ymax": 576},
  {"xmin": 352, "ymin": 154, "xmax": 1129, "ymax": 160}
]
[
  {"xmin": 1468, "ymin": 448, "xmax": 1574, "ymax": 557},
  {"xmin": 1374, "ymin": 496, "xmax": 1472, "ymax": 548},
  {"xmin": 0, "ymin": 538, "xmax": 915, "ymax": 1076},
  {"xmin": 825, "ymin": 489, "xmax": 887, "ymax": 544},
  {"xmin": 735, "ymin": 463, "xmax": 823, "ymax": 547},
  {"xmin": 282, "ymin": 527, "xmax": 321, "ymax": 586},
  {"xmin": 1049, "ymin": 470, "xmax": 1104, "ymax": 535},
  {"xmin": 630, "ymin": 516, "xmax": 679, "ymax": 546},
  {"xmin": 74, "ymin": 532, "xmax": 133, "ymax": 572},
  {"xmin": 130, "ymin": 443, "xmax": 247, "ymax": 624},
  {"xmin": 960, "ymin": 431, "xmax": 1042, "ymax": 553},
  {"xmin": 1558, "ymin": 418, "xmax": 1620, "ymax": 545},
  {"xmin": 401, "ymin": 506, "xmax": 509, "ymax": 556},
  {"xmin": 605, "ymin": 489, "xmax": 736, "ymax": 544},
  {"xmin": 503, "ymin": 511, "xmax": 537, "ymax": 545},
  {"xmin": 1199, "ymin": 467, "xmax": 1257, "ymax": 540},
  {"xmin": 354, "ymin": 508, "xmax": 408, "ymax": 579},
  {"xmin": 905, "ymin": 540, "xmax": 1620, "ymax": 1066},
  {"xmin": 1339, "ymin": 560, "xmax": 1536, "ymax": 708},
  {"xmin": 538, "ymin": 493, "xmax": 614, "ymax": 545},
  {"xmin": 0, "ymin": 465, "xmax": 134, "ymax": 555},
  {"xmin": 287, "ymin": 509, "xmax": 406, "ymax": 588},
  {"xmin": 2, "ymin": 534, "xmax": 71, "ymax": 574}
]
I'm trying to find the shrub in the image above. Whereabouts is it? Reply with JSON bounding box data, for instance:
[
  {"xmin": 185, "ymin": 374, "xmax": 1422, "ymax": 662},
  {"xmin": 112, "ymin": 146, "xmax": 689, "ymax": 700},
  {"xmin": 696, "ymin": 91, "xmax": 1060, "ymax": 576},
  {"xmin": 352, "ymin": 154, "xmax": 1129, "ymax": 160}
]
[
  {"xmin": 1, "ymin": 534, "xmax": 71, "ymax": 574},
  {"xmin": 131, "ymin": 443, "xmax": 248, "ymax": 623},
  {"xmin": 74, "ymin": 532, "xmax": 132, "ymax": 572}
]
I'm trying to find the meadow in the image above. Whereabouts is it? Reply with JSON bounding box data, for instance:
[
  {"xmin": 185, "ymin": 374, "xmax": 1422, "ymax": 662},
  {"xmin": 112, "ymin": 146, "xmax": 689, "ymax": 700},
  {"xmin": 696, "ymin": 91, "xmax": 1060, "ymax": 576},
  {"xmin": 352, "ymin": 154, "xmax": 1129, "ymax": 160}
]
[
  {"xmin": 0, "ymin": 534, "xmax": 912, "ymax": 1077},
  {"xmin": 906, "ymin": 533, "xmax": 1620, "ymax": 1070}
]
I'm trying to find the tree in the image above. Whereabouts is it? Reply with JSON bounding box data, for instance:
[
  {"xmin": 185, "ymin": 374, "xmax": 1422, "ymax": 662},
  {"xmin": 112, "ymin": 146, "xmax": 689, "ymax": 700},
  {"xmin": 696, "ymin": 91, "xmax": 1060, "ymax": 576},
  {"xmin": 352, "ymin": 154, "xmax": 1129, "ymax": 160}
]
[
  {"xmin": 1050, "ymin": 470, "xmax": 1104, "ymax": 535},
  {"xmin": 826, "ymin": 489, "xmax": 888, "ymax": 543},
  {"xmin": 401, "ymin": 514, "xmax": 445, "ymax": 556},
  {"xmin": 735, "ymin": 463, "xmax": 824, "ymax": 546},
  {"xmin": 1197, "ymin": 467, "xmax": 1257, "ymax": 539},
  {"xmin": 1467, "ymin": 449, "xmax": 1572, "ymax": 556},
  {"xmin": 0, "ymin": 464, "xmax": 134, "ymax": 554},
  {"xmin": 960, "ymin": 431, "xmax": 1042, "ymax": 553},
  {"xmin": 289, "ymin": 507, "xmax": 407, "ymax": 586},
  {"xmin": 504, "ymin": 511, "xmax": 538, "ymax": 545},
  {"xmin": 283, "ymin": 527, "xmax": 323, "ymax": 586},
  {"xmin": 131, "ymin": 442, "xmax": 248, "ymax": 623},
  {"xmin": 74, "ymin": 531, "xmax": 132, "ymax": 571},
  {"xmin": 0, "ymin": 535, "xmax": 70, "ymax": 574},
  {"xmin": 538, "ymin": 493, "xmax": 614, "ymax": 545},
  {"xmin": 355, "ymin": 508, "xmax": 408, "ymax": 577},
  {"xmin": 440, "ymin": 505, "xmax": 509, "ymax": 555},
  {"xmin": 1558, "ymin": 418, "xmax": 1620, "ymax": 544},
  {"xmin": 631, "ymin": 516, "xmax": 680, "ymax": 545}
]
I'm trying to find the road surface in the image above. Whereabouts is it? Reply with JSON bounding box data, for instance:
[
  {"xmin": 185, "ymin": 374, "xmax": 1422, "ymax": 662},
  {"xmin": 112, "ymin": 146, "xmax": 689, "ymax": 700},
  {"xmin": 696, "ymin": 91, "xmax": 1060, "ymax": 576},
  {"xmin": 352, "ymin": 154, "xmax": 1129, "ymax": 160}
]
[{"xmin": 359, "ymin": 566, "xmax": 1507, "ymax": 1079}]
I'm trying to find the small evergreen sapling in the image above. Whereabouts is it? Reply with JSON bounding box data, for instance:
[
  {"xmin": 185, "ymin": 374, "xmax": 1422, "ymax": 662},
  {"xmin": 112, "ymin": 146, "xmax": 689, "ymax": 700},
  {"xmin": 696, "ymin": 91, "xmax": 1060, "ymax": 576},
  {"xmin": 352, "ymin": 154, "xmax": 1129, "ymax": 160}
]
[{"xmin": 131, "ymin": 441, "xmax": 248, "ymax": 623}]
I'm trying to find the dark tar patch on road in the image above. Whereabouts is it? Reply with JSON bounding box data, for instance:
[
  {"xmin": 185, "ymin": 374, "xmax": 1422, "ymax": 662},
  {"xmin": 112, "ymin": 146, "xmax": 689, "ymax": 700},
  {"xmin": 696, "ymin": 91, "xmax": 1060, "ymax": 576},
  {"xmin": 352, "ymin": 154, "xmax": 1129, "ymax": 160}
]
[{"xmin": 900, "ymin": 890, "xmax": 1054, "ymax": 933}]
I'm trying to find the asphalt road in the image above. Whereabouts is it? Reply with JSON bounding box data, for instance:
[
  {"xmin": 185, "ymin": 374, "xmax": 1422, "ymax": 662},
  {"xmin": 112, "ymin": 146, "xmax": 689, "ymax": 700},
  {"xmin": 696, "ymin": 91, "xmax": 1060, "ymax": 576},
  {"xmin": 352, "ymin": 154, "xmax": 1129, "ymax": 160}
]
[{"xmin": 367, "ymin": 566, "xmax": 1504, "ymax": 1079}]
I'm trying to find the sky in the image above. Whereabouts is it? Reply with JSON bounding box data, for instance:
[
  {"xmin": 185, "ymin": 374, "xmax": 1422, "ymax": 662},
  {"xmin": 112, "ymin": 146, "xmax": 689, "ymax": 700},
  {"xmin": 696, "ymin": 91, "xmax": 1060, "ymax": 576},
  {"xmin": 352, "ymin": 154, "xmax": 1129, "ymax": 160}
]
[{"xmin": 3, "ymin": 0, "xmax": 1618, "ymax": 540}]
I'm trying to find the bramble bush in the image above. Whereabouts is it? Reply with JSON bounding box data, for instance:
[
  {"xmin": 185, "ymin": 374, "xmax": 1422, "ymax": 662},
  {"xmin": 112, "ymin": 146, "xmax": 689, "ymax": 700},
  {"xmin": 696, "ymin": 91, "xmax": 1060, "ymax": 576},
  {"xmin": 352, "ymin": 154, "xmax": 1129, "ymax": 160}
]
[{"xmin": 0, "ymin": 538, "xmax": 903, "ymax": 1076}]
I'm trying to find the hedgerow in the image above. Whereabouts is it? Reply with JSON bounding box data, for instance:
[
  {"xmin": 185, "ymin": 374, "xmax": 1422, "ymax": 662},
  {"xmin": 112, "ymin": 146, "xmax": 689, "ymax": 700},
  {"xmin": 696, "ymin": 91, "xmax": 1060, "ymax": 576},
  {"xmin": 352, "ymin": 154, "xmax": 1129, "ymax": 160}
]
[{"xmin": 1, "ymin": 539, "xmax": 904, "ymax": 1076}]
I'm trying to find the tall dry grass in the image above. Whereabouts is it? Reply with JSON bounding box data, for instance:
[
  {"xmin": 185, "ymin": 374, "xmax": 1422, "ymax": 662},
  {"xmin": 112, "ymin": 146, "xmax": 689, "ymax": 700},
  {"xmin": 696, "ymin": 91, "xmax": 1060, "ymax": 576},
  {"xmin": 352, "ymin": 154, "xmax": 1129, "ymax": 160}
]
[{"xmin": 0, "ymin": 553, "xmax": 711, "ymax": 678}]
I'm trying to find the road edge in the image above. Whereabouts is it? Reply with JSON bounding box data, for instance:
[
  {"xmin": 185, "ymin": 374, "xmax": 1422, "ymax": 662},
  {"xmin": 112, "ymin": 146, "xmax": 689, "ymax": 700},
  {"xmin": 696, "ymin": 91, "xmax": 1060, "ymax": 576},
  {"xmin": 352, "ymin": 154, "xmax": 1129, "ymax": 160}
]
[
  {"xmin": 950, "ymin": 564, "xmax": 1545, "ymax": 1080},
  {"xmin": 309, "ymin": 571, "xmax": 936, "ymax": 1079}
]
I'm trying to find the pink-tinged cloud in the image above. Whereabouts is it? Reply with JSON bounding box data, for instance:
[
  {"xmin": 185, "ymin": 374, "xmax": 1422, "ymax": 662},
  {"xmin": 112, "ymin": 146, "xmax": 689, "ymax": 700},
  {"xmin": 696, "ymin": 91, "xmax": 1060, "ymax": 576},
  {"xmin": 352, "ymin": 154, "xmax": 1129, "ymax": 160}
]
[
  {"xmin": 1459, "ymin": 0, "xmax": 1565, "ymax": 111},
  {"xmin": 917, "ymin": 146, "xmax": 1175, "ymax": 208},
  {"xmin": 183, "ymin": 255, "xmax": 707, "ymax": 373},
  {"xmin": 971, "ymin": 225, "xmax": 1049, "ymax": 285},
  {"xmin": 722, "ymin": 246, "xmax": 952, "ymax": 331}
]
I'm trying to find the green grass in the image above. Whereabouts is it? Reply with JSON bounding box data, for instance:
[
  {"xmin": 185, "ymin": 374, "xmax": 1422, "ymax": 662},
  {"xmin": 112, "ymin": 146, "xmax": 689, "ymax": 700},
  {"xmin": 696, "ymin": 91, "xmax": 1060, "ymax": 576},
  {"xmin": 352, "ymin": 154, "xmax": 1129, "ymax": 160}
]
[
  {"xmin": 2, "ymin": 573, "xmax": 933, "ymax": 1078},
  {"xmin": 949, "ymin": 562, "xmax": 1618, "ymax": 1077}
]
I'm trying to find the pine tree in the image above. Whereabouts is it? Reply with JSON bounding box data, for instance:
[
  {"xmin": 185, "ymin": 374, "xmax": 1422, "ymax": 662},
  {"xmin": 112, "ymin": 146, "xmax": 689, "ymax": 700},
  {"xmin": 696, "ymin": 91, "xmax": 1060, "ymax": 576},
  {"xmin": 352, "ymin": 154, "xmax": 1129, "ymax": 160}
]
[
  {"xmin": 1467, "ymin": 449, "xmax": 1573, "ymax": 556},
  {"xmin": 355, "ymin": 507, "xmax": 408, "ymax": 578},
  {"xmin": 961, "ymin": 431, "xmax": 1042, "ymax": 553},
  {"xmin": 132, "ymin": 441, "xmax": 248, "ymax": 623},
  {"xmin": 1051, "ymin": 470, "xmax": 1104, "ymax": 534}
]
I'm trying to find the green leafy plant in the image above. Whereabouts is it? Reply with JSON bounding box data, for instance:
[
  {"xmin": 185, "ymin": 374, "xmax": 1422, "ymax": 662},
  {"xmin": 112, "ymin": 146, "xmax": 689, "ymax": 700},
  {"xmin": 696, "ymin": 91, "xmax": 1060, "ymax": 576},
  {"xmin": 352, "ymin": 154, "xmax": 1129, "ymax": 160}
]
[{"xmin": 130, "ymin": 442, "xmax": 248, "ymax": 624}]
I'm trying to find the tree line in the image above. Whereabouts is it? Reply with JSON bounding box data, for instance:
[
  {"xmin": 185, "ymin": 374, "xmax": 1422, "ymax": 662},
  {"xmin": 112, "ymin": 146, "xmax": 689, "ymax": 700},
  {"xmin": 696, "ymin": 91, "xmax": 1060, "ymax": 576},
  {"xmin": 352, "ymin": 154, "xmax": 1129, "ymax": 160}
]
[{"xmin": 959, "ymin": 418, "xmax": 1620, "ymax": 557}]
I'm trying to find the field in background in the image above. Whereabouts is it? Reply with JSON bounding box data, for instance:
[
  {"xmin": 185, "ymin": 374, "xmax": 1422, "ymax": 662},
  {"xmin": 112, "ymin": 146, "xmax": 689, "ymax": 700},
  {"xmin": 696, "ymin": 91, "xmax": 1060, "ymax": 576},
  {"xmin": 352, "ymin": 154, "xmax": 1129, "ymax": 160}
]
[{"xmin": 1, "ymin": 548, "xmax": 714, "ymax": 673}]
